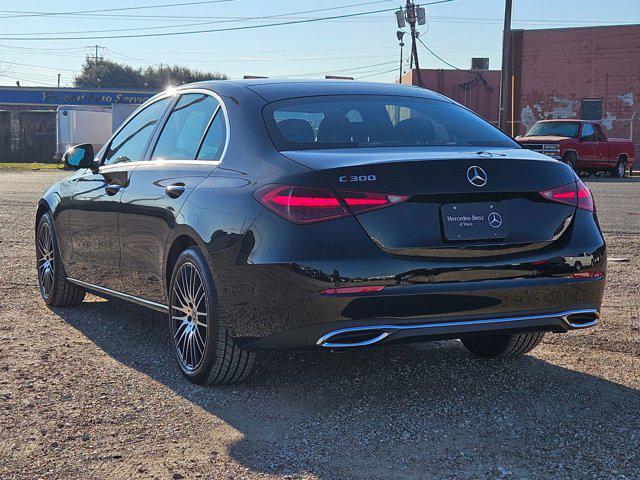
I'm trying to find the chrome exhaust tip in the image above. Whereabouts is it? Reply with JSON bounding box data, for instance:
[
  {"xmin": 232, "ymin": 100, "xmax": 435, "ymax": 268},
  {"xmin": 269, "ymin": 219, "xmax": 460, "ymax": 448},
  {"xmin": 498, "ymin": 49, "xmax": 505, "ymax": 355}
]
[
  {"xmin": 316, "ymin": 328, "xmax": 390, "ymax": 348},
  {"xmin": 562, "ymin": 310, "xmax": 599, "ymax": 328}
]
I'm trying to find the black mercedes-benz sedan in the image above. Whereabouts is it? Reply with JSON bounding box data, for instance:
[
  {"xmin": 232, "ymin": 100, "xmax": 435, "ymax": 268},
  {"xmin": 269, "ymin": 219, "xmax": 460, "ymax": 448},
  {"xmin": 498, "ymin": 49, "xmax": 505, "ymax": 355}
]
[{"xmin": 35, "ymin": 80, "xmax": 606, "ymax": 385}]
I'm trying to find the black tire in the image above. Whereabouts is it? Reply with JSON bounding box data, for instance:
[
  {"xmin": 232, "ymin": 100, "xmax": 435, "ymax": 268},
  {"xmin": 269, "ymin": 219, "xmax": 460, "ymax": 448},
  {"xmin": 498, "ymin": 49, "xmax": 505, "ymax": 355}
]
[
  {"xmin": 611, "ymin": 160, "xmax": 626, "ymax": 178},
  {"xmin": 461, "ymin": 331, "xmax": 545, "ymax": 359},
  {"xmin": 168, "ymin": 246, "xmax": 256, "ymax": 385},
  {"xmin": 562, "ymin": 152, "xmax": 577, "ymax": 171},
  {"xmin": 36, "ymin": 212, "xmax": 85, "ymax": 307}
]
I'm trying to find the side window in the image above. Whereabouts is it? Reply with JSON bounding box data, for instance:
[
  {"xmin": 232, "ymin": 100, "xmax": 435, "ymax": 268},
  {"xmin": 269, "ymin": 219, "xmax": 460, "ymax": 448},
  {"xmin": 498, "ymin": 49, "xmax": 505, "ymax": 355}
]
[
  {"xmin": 152, "ymin": 93, "xmax": 219, "ymax": 161},
  {"xmin": 594, "ymin": 123, "xmax": 605, "ymax": 142},
  {"xmin": 581, "ymin": 123, "xmax": 596, "ymax": 142},
  {"xmin": 196, "ymin": 110, "xmax": 227, "ymax": 161},
  {"xmin": 103, "ymin": 97, "xmax": 171, "ymax": 165}
]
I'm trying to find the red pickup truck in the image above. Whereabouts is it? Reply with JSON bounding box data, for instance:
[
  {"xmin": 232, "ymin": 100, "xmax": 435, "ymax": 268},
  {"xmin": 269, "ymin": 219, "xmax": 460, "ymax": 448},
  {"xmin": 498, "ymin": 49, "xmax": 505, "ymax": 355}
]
[{"xmin": 516, "ymin": 119, "xmax": 635, "ymax": 177}]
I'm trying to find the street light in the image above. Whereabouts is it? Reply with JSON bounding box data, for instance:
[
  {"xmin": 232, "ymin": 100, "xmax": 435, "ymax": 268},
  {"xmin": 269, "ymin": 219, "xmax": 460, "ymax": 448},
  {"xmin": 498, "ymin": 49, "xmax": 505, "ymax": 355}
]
[
  {"xmin": 395, "ymin": 9, "xmax": 406, "ymax": 28},
  {"xmin": 397, "ymin": 31, "xmax": 405, "ymax": 84}
]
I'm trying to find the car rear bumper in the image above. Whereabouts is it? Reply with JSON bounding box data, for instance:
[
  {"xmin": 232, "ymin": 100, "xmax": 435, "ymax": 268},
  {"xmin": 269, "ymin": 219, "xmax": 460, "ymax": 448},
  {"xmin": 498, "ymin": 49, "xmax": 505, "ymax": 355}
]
[
  {"xmin": 213, "ymin": 252, "xmax": 606, "ymax": 350},
  {"xmin": 315, "ymin": 308, "xmax": 597, "ymax": 348},
  {"xmin": 210, "ymin": 209, "xmax": 606, "ymax": 351},
  {"xmin": 246, "ymin": 307, "xmax": 599, "ymax": 350}
]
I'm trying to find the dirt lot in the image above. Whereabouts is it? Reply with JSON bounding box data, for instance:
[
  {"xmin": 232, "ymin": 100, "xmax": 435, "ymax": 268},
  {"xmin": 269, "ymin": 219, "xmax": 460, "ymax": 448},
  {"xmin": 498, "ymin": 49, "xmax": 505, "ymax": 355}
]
[{"xmin": 1, "ymin": 171, "xmax": 638, "ymax": 480}]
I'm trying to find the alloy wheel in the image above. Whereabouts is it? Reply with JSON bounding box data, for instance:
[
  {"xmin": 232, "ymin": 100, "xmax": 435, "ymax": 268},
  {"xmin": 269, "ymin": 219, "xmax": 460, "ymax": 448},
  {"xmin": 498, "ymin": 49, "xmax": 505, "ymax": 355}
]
[
  {"xmin": 37, "ymin": 222, "xmax": 55, "ymax": 298},
  {"xmin": 171, "ymin": 262, "xmax": 208, "ymax": 372},
  {"xmin": 618, "ymin": 162, "xmax": 625, "ymax": 178}
]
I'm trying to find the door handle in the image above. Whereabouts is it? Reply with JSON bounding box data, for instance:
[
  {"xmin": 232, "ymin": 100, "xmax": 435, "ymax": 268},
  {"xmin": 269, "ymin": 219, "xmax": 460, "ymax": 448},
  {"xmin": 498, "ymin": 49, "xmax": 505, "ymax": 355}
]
[
  {"xmin": 104, "ymin": 182, "xmax": 122, "ymax": 196},
  {"xmin": 165, "ymin": 183, "xmax": 186, "ymax": 198}
]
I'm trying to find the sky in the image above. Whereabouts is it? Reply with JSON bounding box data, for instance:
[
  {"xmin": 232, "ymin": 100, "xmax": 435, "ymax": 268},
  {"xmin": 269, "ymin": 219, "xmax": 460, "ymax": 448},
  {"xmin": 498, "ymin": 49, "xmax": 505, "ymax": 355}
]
[{"xmin": 0, "ymin": 0, "xmax": 639, "ymax": 88}]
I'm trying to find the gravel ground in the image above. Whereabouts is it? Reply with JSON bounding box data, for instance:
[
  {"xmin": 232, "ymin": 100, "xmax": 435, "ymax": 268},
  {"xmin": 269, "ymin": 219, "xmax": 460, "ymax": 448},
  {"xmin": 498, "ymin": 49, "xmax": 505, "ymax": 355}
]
[{"xmin": 1, "ymin": 171, "xmax": 638, "ymax": 480}]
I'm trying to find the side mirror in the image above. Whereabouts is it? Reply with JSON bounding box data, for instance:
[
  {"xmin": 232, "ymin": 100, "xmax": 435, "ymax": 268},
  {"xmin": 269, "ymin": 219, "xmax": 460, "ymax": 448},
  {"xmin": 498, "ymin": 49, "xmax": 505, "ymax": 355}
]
[{"xmin": 63, "ymin": 143, "xmax": 95, "ymax": 169}]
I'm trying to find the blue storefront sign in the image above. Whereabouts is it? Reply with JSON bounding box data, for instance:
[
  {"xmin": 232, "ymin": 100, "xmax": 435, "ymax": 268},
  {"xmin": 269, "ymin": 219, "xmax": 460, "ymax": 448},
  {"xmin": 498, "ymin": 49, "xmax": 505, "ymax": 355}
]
[{"xmin": 0, "ymin": 86, "xmax": 156, "ymax": 107}]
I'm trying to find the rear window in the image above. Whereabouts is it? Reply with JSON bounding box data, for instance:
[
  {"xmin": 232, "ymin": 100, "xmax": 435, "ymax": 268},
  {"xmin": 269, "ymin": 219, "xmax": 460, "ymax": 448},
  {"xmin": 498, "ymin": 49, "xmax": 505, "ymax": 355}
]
[{"xmin": 263, "ymin": 95, "xmax": 517, "ymax": 150}]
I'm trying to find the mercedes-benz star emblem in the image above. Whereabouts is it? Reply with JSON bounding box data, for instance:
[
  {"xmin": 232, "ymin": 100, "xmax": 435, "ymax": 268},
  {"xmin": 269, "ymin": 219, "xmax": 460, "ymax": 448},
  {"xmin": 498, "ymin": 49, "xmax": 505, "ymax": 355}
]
[
  {"xmin": 466, "ymin": 166, "xmax": 487, "ymax": 187},
  {"xmin": 488, "ymin": 212, "xmax": 503, "ymax": 228}
]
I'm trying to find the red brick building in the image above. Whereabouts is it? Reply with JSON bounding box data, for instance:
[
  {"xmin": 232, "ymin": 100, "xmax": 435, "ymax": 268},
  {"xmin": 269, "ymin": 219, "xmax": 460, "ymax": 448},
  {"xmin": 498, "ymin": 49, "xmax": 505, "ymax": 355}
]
[
  {"xmin": 400, "ymin": 24, "xmax": 640, "ymax": 153},
  {"xmin": 511, "ymin": 23, "xmax": 640, "ymax": 150},
  {"xmin": 400, "ymin": 68, "xmax": 501, "ymax": 126}
]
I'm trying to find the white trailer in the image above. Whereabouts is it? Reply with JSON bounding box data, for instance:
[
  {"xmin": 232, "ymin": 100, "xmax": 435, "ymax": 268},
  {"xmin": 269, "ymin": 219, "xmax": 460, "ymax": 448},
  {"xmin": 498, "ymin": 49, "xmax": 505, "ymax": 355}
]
[
  {"xmin": 112, "ymin": 103, "xmax": 141, "ymax": 132},
  {"xmin": 55, "ymin": 105, "xmax": 112, "ymax": 161}
]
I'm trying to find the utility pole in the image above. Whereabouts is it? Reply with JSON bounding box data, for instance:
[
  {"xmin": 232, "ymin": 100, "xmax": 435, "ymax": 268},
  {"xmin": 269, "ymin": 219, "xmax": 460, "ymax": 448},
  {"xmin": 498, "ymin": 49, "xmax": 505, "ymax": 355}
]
[
  {"xmin": 405, "ymin": 0, "xmax": 423, "ymax": 87},
  {"xmin": 499, "ymin": 0, "xmax": 513, "ymax": 132},
  {"xmin": 85, "ymin": 45, "xmax": 105, "ymax": 64},
  {"xmin": 85, "ymin": 45, "xmax": 105, "ymax": 89},
  {"xmin": 57, "ymin": 73, "xmax": 61, "ymax": 88}
]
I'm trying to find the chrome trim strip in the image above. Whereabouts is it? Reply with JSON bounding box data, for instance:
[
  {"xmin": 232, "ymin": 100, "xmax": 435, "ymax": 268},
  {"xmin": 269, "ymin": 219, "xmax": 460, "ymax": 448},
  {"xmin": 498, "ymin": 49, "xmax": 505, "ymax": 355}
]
[
  {"xmin": 67, "ymin": 278, "xmax": 169, "ymax": 313},
  {"xmin": 98, "ymin": 87, "xmax": 229, "ymax": 170},
  {"xmin": 322, "ymin": 332, "xmax": 390, "ymax": 349},
  {"xmin": 316, "ymin": 308, "xmax": 599, "ymax": 348}
]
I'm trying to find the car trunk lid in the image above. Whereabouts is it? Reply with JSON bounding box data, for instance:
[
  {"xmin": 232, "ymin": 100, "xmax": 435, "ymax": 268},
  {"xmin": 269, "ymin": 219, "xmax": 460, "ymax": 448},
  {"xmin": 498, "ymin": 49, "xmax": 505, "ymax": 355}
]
[{"xmin": 281, "ymin": 147, "xmax": 577, "ymax": 258}]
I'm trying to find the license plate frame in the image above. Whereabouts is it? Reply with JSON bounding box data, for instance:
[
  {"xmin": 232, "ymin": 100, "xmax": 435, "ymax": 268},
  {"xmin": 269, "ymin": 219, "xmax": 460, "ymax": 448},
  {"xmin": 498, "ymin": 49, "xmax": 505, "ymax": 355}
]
[{"xmin": 441, "ymin": 202, "xmax": 508, "ymax": 241}]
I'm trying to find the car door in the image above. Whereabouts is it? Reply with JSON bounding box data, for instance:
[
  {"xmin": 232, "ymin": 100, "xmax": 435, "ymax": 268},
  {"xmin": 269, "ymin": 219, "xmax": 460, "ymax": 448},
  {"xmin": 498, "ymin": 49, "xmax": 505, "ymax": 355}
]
[
  {"xmin": 119, "ymin": 91, "xmax": 228, "ymax": 303},
  {"xmin": 593, "ymin": 123, "xmax": 610, "ymax": 168},
  {"xmin": 66, "ymin": 96, "xmax": 173, "ymax": 291},
  {"xmin": 579, "ymin": 122, "xmax": 598, "ymax": 168}
]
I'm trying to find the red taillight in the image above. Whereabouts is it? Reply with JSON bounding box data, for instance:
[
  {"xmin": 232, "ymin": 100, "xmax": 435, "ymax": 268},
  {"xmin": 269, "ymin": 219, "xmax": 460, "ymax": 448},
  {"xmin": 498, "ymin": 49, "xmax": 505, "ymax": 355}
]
[
  {"xmin": 255, "ymin": 185, "xmax": 350, "ymax": 223},
  {"xmin": 255, "ymin": 184, "xmax": 408, "ymax": 224},
  {"xmin": 539, "ymin": 180, "xmax": 595, "ymax": 212},
  {"xmin": 320, "ymin": 285, "xmax": 386, "ymax": 295},
  {"xmin": 340, "ymin": 190, "xmax": 409, "ymax": 215},
  {"xmin": 576, "ymin": 179, "xmax": 595, "ymax": 212},
  {"xmin": 539, "ymin": 182, "xmax": 577, "ymax": 207}
]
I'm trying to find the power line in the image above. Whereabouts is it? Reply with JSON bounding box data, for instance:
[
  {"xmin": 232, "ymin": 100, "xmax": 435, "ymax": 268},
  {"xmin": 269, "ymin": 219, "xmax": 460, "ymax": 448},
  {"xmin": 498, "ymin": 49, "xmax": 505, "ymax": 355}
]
[
  {"xmin": 0, "ymin": 2, "xmax": 454, "ymax": 41},
  {"xmin": 356, "ymin": 67, "xmax": 397, "ymax": 79},
  {"xmin": 0, "ymin": 1, "xmax": 397, "ymax": 36},
  {"xmin": 0, "ymin": 59, "xmax": 79, "ymax": 72},
  {"xmin": 0, "ymin": 1, "xmax": 397, "ymax": 26},
  {"xmin": 0, "ymin": 6, "xmax": 401, "ymax": 41},
  {"xmin": 281, "ymin": 60, "xmax": 398, "ymax": 78},
  {"xmin": 106, "ymin": 47, "xmax": 398, "ymax": 64},
  {"xmin": 417, "ymin": 35, "xmax": 465, "ymax": 70},
  {"xmin": 0, "ymin": 72, "xmax": 66, "ymax": 86},
  {"xmin": 0, "ymin": 1, "xmax": 238, "ymax": 19}
]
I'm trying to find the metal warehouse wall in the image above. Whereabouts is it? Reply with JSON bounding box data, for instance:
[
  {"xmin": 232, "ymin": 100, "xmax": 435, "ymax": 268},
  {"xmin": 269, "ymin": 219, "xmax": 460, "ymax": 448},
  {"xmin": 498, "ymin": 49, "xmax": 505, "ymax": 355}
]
[
  {"xmin": 512, "ymin": 24, "xmax": 640, "ymax": 150},
  {"xmin": 0, "ymin": 110, "xmax": 56, "ymax": 163},
  {"xmin": 401, "ymin": 69, "xmax": 501, "ymax": 125}
]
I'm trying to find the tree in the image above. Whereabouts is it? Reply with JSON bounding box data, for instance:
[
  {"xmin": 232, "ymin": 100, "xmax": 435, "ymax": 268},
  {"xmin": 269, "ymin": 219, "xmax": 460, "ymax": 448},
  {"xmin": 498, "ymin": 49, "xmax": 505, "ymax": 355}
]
[
  {"xmin": 140, "ymin": 64, "xmax": 227, "ymax": 88},
  {"xmin": 73, "ymin": 59, "xmax": 227, "ymax": 89}
]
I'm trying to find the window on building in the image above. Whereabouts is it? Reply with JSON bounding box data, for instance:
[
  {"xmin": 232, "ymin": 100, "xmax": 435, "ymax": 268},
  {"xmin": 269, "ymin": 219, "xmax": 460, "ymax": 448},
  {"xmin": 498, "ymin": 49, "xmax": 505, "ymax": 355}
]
[{"xmin": 581, "ymin": 99, "xmax": 602, "ymax": 121}]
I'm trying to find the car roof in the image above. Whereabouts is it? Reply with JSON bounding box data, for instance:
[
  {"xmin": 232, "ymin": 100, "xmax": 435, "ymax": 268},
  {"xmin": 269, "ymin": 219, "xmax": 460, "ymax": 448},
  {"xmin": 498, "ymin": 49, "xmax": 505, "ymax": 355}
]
[{"xmin": 177, "ymin": 79, "xmax": 449, "ymax": 103}]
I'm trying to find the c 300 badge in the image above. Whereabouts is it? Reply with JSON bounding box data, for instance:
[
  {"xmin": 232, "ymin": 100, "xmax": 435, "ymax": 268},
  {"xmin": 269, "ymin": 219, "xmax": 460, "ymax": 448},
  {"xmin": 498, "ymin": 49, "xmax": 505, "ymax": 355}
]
[{"xmin": 338, "ymin": 174, "xmax": 377, "ymax": 183}]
